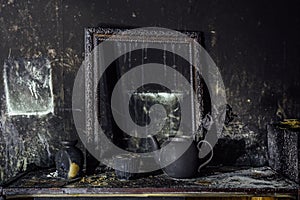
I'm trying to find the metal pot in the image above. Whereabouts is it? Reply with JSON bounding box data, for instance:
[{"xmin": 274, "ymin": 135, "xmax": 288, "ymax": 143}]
[
  {"xmin": 55, "ymin": 140, "xmax": 83, "ymax": 179},
  {"xmin": 158, "ymin": 136, "xmax": 213, "ymax": 179}
]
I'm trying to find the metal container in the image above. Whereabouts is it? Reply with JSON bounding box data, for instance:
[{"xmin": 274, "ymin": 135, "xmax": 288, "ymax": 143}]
[{"xmin": 55, "ymin": 140, "xmax": 83, "ymax": 179}]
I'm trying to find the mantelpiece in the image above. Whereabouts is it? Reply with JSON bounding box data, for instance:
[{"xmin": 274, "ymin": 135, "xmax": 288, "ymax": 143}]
[{"xmin": 1, "ymin": 166, "xmax": 298, "ymax": 200}]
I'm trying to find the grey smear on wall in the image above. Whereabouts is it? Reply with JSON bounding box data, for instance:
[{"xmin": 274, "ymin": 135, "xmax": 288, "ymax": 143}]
[{"xmin": 3, "ymin": 58, "xmax": 54, "ymax": 116}]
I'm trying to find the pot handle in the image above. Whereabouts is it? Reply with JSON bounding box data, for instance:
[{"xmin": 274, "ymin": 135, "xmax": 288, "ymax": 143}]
[{"xmin": 197, "ymin": 140, "xmax": 213, "ymax": 173}]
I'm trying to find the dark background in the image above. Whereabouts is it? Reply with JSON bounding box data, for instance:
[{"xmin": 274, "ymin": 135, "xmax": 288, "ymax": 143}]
[{"xmin": 0, "ymin": 0, "xmax": 299, "ymax": 184}]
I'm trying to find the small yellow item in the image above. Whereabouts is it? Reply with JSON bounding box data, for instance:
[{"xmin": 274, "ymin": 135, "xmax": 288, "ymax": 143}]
[
  {"xmin": 68, "ymin": 162, "xmax": 80, "ymax": 179},
  {"xmin": 279, "ymin": 119, "xmax": 300, "ymax": 129},
  {"xmin": 251, "ymin": 197, "xmax": 274, "ymax": 200}
]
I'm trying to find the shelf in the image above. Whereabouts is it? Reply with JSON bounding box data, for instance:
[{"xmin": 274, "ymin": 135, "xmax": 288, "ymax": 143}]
[{"xmin": 1, "ymin": 166, "xmax": 298, "ymax": 199}]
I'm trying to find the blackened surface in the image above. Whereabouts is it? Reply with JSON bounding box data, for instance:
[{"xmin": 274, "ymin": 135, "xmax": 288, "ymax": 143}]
[
  {"xmin": 267, "ymin": 124, "xmax": 299, "ymax": 183},
  {"xmin": 0, "ymin": 0, "xmax": 65, "ymax": 185},
  {"xmin": 210, "ymin": 137, "xmax": 246, "ymax": 166},
  {"xmin": 60, "ymin": 0, "xmax": 300, "ymax": 168},
  {"xmin": 36, "ymin": 198, "xmax": 184, "ymax": 200},
  {"xmin": 0, "ymin": 0, "xmax": 300, "ymax": 184},
  {"xmin": 3, "ymin": 167, "xmax": 298, "ymax": 196}
]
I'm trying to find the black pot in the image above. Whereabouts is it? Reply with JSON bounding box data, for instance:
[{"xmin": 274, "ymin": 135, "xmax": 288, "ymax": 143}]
[
  {"xmin": 159, "ymin": 136, "xmax": 200, "ymax": 179},
  {"xmin": 55, "ymin": 140, "xmax": 83, "ymax": 179}
]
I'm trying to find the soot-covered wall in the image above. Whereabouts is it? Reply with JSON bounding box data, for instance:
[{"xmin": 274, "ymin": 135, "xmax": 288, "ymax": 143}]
[{"xmin": 0, "ymin": 0, "xmax": 299, "ymax": 184}]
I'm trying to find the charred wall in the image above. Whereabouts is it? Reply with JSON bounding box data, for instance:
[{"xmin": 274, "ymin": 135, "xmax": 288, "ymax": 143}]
[{"xmin": 0, "ymin": 0, "xmax": 299, "ymax": 184}]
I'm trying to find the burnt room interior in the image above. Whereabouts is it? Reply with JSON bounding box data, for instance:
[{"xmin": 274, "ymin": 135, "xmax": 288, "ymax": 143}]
[{"xmin": 0, "ymin": 0, "xmax": 299, "ymax": 199}]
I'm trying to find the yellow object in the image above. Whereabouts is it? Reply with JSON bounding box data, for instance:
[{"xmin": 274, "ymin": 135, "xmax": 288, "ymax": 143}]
[
  {"xmin": 68, "ymin": 162, "xmax": 80, "ymax": 179},
  {"xmin": 251, "ymin": 197, "xmax": 274, "ymax": 200},
  {"xmin": 279, "ymin": 119, "xmax": 300, "ymax": 129}
]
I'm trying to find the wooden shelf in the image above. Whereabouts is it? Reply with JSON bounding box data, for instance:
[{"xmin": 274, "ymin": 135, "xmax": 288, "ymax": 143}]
[{"xmin": 1, "ymin": 166, "xmax": 298, "ymax": 199}]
